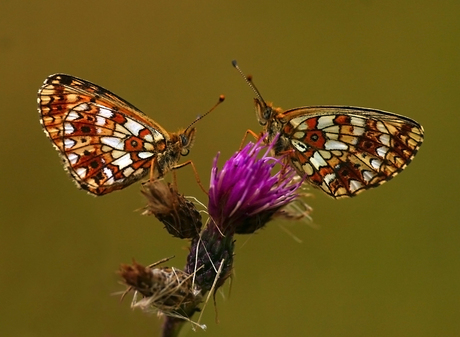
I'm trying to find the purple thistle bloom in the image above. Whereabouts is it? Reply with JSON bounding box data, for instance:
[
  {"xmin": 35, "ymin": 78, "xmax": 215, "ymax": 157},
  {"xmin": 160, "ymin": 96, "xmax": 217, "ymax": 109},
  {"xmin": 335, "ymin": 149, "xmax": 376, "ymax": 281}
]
[
  {"xmin": 208, "ymin": 135, "xmax": 305, "ymax": 234},
  {"xmin": 135, "ymin": 135, "xmax": 310, "ymax": 337},
  {"xmin": 186, "ymin": 135, "xmax": 307, "ymax": 295}
]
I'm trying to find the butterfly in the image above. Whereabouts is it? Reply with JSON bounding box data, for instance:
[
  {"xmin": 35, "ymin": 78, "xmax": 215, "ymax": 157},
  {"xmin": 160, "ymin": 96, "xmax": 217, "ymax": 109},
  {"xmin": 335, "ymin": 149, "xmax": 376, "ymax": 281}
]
[
  {"xmin": 38, "ymin": 74, "xmax": 223, "ymax": 196},
  {"xmin": 232, "ymin": 61, "xmax": 424, "ymax": 199}
]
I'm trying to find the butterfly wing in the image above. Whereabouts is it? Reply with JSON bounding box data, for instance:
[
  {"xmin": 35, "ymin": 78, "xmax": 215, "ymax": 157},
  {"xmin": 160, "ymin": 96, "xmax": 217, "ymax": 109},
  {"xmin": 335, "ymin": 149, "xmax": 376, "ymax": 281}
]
[
  {"xmin": 280, "ymin": 106, "xmax": 424, "ymax": 198},
  {"xmin": 38, "ymin": 74, "xmax": 170, "ymax": 196}
]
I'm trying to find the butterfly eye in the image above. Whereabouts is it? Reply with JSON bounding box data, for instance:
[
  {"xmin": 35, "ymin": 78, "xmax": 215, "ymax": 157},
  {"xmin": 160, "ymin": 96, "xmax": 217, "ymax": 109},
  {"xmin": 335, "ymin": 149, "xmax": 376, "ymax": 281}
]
[
  {"xmin": 180, "ymin": 135, "xmax": 190, "ymax": 156},
  {"xmin": 180, "ymin": 134, "xmax": 188, "ymax": 146},
  {"xmin": 255, "ymin": 98, "xmax": 269, "ymax": 126},
  {"xmin": 179, "ymin": 128, "xmax": 196, "ymax": 156},
  {"xmin": 263, "ymin": 106, "xmax": 272, "ymax": 120}
]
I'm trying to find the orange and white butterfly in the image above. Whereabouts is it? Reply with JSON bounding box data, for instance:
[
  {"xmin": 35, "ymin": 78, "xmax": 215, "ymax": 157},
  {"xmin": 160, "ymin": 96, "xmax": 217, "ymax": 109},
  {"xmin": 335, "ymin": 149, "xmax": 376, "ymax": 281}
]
[
  {"xmin": 38, "ymin": 74, "xmax": 223, "ymax": 196},
  {"xmin": 232, "ymin": 61, "xmax": 424, "ymax": 199}
]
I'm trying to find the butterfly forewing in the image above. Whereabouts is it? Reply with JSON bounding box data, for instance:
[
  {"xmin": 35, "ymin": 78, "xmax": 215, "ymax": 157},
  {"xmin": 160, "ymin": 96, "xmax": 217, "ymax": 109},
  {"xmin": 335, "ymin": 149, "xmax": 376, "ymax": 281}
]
[
  {"xmin": 38, "ymin": 74, "xmax": 173, "ymax": 196},
  {"xmin": 280, "ymin": 106, "xmax": 424, "ymax": 198}
]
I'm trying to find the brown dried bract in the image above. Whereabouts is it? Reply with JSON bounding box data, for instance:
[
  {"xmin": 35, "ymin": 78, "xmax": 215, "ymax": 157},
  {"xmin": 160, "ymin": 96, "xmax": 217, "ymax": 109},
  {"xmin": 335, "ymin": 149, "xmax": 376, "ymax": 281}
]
[{"xmin": 141, "ymin": 180, "xmax": 202, "ymax": 239}]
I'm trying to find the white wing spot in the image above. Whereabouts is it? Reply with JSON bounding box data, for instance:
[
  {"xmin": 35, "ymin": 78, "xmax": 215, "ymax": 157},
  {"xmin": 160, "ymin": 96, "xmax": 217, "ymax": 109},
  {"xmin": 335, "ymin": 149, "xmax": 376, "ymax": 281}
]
[
  {"xmin": 98, "ymin": 107, "xmax": 113, "ymax": 119},
  {"xmin": 96, "ymin": 116, "xmax": 106, "ymax": 126},
  {"xmin": 64, "ymin": 138, "xmax": 76, "ymax": 149},
  {"xmin": 376, "ymin": 121, "xmax": 388, "ymax": 133},
  {"xmin": 310, "ymin": 151, "xmax": 328, "ymax": 170},
  {"xmin": 317, "ymin": 116, "xmax": 335, "ymax": 130},
  {"xmin": 362, "ymin": 170, "xmax": 375, "ymax": 182},
  {"xmin": 324, "ymin": 140, "xmax": 348, "ymax": 150},
  {"xmin": 138, "ymin": 152, "xmax": 154, "ymax": 159},
  {"xmin": 67, "ymin": 153, "xmax": 79, "ymax": 165},
  {"xmin": 72, "ymin": 103, "xmax": 90, "ymax": 112},
  {"xmin": 289, "ymin": 116, "xmax": 309, "ymax": 129},
  {"xmin": 350, "ymin": 116, "xmax": 365, "ymax": 127},
  {"xmin": 323, "ymin": 125, "xmax": 340, "ymax": 134},
  {"xmin": 291, "ymin": 139, "xmax": 309, "ymax": 153},
  {"xmin": 75, "ymin": 167, "xmax": 87, "ymax": 179},
  {"xmin": 101, "ymin": 136, "xmax": 125, "ymax": 150},
  {"xmin": 103, "ymin": 167, "xmax": 114, "ymax": 180},
  {"xmin": 379, "ymin": 134, "xmax": 390, "ymax": 146},
  {"xmin": 324, "ymin": 172, "xmax": 336, "ymax": 186},
  {"xmin": 124, "ymin": 117, "xmax": 144, "ymax": 136},
  {"xmin": 66, "ymin": 111, "xmax": 80, "ymax": 121},
  {"xmin": 64, "ymin": 123, "xmax": 75, "ymax": 135},
  {"xmin": 370, "ymin": 158, "xmax": 382, "ymax": 170},
  {"xmin": 112, "ymin": 153, "xmax": 133, "ymax": 170},
  {"xmin": 376, "ymin": 146, "xmax": 389, "ymax": 158},
  {"xmin": 103, "ymin": 167, "xmax": 115, "ymax": 185},
  {"xmin": 151, "ymin": 129, "xmax": 164, "ymax": 142},
  {"xmin": 349, "ymin": 179, "xmax": 364, "ymax": 193},
  {"xmin": 143, "ymin": 134, "xmax": 154, "ymax": 143}
]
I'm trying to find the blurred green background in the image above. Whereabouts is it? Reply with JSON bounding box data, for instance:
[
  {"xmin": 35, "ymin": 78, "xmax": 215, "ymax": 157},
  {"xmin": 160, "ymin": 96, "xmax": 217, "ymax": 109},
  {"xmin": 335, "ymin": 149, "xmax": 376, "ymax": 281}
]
[{"xmin": 1, "ymin": 1, "xmax": 459, "ymax": 336}]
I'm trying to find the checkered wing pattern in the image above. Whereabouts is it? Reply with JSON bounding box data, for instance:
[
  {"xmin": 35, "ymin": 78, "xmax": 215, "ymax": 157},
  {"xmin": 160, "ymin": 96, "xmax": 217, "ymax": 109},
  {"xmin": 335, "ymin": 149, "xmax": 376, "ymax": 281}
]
[
  {"xmin": 281, "ymin": 106, "xmax": 424, "ymax": 198},
  {"xmin": 38, "ymin": 74, "xmax": 183, "ymax": 196}
]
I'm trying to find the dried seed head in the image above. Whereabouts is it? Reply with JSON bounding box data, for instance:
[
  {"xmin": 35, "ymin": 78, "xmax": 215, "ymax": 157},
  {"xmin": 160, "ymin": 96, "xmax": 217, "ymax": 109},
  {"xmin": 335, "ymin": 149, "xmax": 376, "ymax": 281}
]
[
  {"xmin": 141, "ymin": 180, "xmax": 202, "ymax": 239},
  {"xmin": 120, "ymin": 260, "xmax": 202, "ymax": 318}
]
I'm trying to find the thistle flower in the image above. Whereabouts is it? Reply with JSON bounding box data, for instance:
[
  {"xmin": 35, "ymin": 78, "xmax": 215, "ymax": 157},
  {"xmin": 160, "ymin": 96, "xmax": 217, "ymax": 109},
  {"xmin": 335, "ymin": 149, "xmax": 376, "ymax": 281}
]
[
  {"xmin": 186, "ymin": 135, "xmax": 307, "ymax": 293},
  {"xmin": 124, "ymin": 135, "xmax": 310, "ymax": 337},
  {"xmin": 208, "ymin": 135, "xmax": 306, "ymax": 234}
]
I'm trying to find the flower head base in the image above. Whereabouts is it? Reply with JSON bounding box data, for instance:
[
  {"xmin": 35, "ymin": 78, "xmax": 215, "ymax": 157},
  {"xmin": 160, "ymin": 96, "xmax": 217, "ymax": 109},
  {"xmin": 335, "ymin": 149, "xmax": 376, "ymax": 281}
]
[
  {"xmin": 141, "ymin": 180, "xmax": 202, "ymax": 239},
  {"xmin": 208, "ymin": 135, "xmax": 305, "ymax": 234}
]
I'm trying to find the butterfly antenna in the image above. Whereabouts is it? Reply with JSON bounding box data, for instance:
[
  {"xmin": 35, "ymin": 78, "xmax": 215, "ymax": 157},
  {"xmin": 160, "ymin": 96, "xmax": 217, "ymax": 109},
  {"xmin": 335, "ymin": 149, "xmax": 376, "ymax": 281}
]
[
  {"xmin": 232, "ymin": 60, "xmax": 267, "ymax": 106},
  {"xmin": 185, "ymin": 95, "xmax": 225, "ymax": 131}
]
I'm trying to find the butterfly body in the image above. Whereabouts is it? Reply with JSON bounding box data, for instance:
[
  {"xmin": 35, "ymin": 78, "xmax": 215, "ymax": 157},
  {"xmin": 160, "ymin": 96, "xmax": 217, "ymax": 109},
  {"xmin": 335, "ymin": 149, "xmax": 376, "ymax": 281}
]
[
  {"xmin": 38, "ymin": 74, "xmax": 195, "ymax": 196},
  {"xmin": 254, "ymin": 97, "xmax": 424, "ymax": 198}
]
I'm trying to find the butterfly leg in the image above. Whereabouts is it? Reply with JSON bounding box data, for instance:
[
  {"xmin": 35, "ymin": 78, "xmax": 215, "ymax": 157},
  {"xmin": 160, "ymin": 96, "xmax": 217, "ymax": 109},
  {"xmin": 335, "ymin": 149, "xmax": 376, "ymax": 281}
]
[
  {"xmin": 149, "ymin": 157, "xmax": 158, "ymax": 182},
  {"xmin": 239, "ymin": 129, "xmax": 261, "ymax": 150},
  {"xmin": 172, "ymin": 160, "xmax": 208, "ymax": 195}
]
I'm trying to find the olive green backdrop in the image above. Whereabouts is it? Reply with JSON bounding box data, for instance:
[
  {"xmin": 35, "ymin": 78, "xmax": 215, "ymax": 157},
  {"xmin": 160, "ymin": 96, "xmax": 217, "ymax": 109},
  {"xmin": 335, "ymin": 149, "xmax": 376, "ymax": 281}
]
[{"xmin": 1, "ymin": 1, "xmax": 458, "ymax": 336}]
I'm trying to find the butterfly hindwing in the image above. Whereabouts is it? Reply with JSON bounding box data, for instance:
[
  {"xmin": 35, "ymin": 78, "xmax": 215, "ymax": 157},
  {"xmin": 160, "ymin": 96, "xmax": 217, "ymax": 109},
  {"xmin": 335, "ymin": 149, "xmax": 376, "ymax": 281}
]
[{"xmin": 281, "ymin": 106, "xmax": 424, "ymax": 198}]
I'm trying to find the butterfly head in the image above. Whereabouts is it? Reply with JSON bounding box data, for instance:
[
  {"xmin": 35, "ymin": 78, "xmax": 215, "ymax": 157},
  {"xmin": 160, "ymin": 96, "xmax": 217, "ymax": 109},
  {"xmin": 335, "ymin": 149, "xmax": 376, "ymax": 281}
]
[
  {"xmin": 254, "ymin": 97, "xmax": 274, "ymax": 126},
  {"xmin": 232, "ymin": 60, "xmax": 275, "ymax": 126},
  {"xmin": 179, "ymin": 127, "xmax": 196, "ymax": 156}
]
